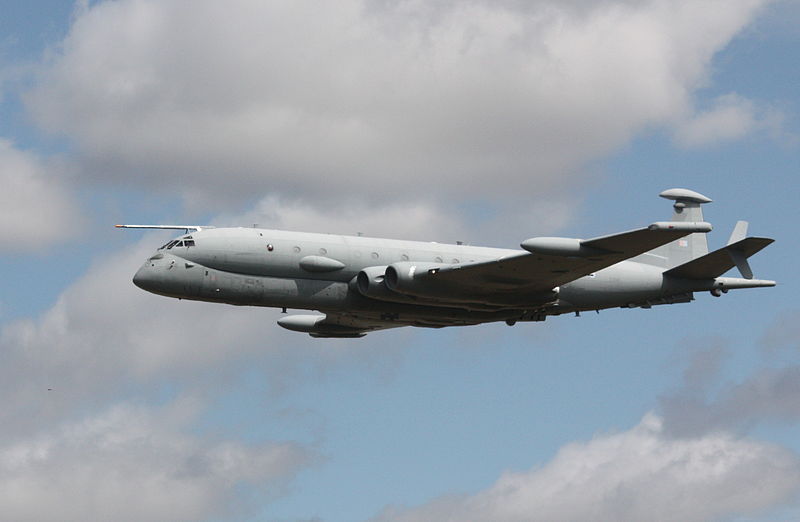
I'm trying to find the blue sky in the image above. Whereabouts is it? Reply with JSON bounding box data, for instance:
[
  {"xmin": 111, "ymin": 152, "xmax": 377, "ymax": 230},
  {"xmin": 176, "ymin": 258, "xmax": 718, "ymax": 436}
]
[{"xmin": 1, "ymin": 1, "xmax": 799, "ymax": 521}]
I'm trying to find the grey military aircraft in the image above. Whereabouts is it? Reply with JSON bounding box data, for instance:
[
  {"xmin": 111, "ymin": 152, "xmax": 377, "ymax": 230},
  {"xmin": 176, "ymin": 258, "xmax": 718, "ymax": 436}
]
[{"xmin": 120, "ymin": 189, "xmax": 774, "ymax": 338}]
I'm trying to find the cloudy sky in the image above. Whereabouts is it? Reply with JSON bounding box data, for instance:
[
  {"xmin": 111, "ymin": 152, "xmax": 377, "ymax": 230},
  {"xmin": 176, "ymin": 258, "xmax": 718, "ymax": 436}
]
[{"xmin": 1, "ymin": 0, "xmax": 798, "ymax": 520}]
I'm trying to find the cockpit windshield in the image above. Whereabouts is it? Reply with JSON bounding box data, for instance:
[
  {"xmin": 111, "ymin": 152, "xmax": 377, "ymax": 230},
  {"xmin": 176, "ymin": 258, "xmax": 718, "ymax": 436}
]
[{"xmin": 158, "ymin": 235, "xmax": 195, "ymax": 250}]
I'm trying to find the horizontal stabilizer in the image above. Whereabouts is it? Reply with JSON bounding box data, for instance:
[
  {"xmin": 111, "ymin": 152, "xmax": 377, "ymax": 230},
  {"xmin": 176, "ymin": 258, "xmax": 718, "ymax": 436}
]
[
  {"xmin": 664, "ymin": 237, "xmax": 773, "ymax": 280},
  {"xmin": 712, "ymin": 276, "xmax": 776, "ymax": 289}
]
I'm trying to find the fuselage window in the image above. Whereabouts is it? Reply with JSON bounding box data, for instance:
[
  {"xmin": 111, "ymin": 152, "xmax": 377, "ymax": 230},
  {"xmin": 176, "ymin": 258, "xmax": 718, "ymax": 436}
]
[{"xmin": 184, "ymin": 240, "xmax": 195, "ymax": 247}]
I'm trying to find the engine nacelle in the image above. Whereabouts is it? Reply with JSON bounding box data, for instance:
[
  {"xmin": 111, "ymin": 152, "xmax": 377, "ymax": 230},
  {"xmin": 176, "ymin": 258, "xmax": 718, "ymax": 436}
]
[
  {"xmin": 379, "ymin": 260, "xmax": 559, "ymax": 308},
  {"xmin": 355, "ymin": 265, "xmax": 393, "ymax": 300},
  {"xmin": 384, "ymin": 261, "xmax": 450, "ymax": 298}
]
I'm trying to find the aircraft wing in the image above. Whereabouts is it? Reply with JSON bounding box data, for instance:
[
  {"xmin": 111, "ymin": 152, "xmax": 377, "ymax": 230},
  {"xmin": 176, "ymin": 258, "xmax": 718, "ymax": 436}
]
[{"xmin": 417, "ymin": 222, "xmax": 712, "ymax": 300}]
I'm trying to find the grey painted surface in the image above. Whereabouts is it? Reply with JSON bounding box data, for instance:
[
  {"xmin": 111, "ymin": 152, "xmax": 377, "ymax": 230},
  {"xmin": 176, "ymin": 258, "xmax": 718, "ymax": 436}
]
[{"xmin": 127, "ymin": 190, "xmax": 775, "ymax": 337}]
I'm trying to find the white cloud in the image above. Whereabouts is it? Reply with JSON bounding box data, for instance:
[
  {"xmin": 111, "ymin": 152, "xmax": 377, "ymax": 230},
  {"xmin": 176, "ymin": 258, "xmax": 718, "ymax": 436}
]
[
  {"xmin": 0, "ymin": 234, "xmax": 300, "ymax": 435},
  {"xmin": 25, "ymin": 0, "xmax": 770, "ymax": 209},
  {"xmin": 373, "ymin": 413, "xmax": 800, "ymax": 522},
  {"xmin": 0, "ymin": 139, "xmax": 83, "ymax": 251},
  {"xmin": 0, "ymin": 236, "xmax": 262, "ymax": 423},
  {"xmin": 0, "ymin": 400, "xmax": 311, "ymax": 522},
  {"xmin": 1, "ymin": 193, "xmax": 452, "ymax": 518},
  {"xmin": 212, "ymin": 191, "xmax": 577, "ymax": 248},
  {"xmin": 213, "ymin": 195, "xmax": 468, "ymax": 243},
  {"xmin": 0, "ymin": 198, "xmax": 420, "ymax": 436},
  {"xmin": 672, "ymin": 93, "xmax": 777, "ymax": 148},
  {"xmin": 0, "ymin": 202, "xmax": 391, "ymax": 518}
]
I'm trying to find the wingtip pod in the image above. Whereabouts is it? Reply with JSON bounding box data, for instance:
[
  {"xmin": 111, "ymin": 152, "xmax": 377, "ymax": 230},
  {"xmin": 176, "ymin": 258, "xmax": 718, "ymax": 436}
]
[
  {"xmin": 277, "ymin": 314, "xmax": 367, "ymax": 338},
  {"xmin": 713, "ymin": 277, "xmax": 776, "ymax": 289},
  {"xmin": 648, "ymin": 221, "xmax": 712, "ymax": 232},
  {"xmin": 278, "ymin": 314, "xmax": 327, "ymax": 332}
]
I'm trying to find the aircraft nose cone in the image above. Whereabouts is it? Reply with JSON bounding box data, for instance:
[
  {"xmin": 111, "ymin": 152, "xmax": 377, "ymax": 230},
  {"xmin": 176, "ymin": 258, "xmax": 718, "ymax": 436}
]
[{"xmin": 133, "ymin": 263, "xmax": 158, "ymax": 292}]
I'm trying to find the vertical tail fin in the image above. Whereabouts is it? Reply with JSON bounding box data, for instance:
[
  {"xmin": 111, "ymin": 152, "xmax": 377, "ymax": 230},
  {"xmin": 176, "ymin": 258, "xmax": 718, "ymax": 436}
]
[
  {"xmin": 728, "ymin": 220, "xmax": 748, "ymax": 245},
  {"xmin": 641, "ymin": 188, "xmax": 712, "ymax": 268},
  {"xmin": 727, "ymin": 221, "xmax": 753, "ymax": 278}
]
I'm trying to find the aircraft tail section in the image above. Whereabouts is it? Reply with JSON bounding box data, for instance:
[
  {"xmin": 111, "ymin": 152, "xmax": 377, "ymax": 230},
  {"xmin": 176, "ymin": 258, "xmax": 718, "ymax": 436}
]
[
  {"xmin": 638, "ymin": 188, "xmax": 712, "ymax": 268},
  {"xmin": 664, "ymin": 236, "xmax": 774, "ymax": 280}
]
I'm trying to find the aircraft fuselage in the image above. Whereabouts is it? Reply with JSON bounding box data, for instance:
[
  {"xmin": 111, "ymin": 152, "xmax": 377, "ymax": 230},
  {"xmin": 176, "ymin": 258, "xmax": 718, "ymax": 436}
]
[
  {"xmin": 134, "ymin": 227, "xmax": 703, "ymax": 327},
  {"xmin": 125, "ymin": 189, "xmax": 775, "ymax": 336}
]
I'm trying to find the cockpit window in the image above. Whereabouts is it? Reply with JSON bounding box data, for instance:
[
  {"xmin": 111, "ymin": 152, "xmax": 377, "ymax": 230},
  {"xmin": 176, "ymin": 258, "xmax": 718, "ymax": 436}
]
[{"xmin": 159, "ymin": 237, "xmax": 195, "ymax": 250}]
